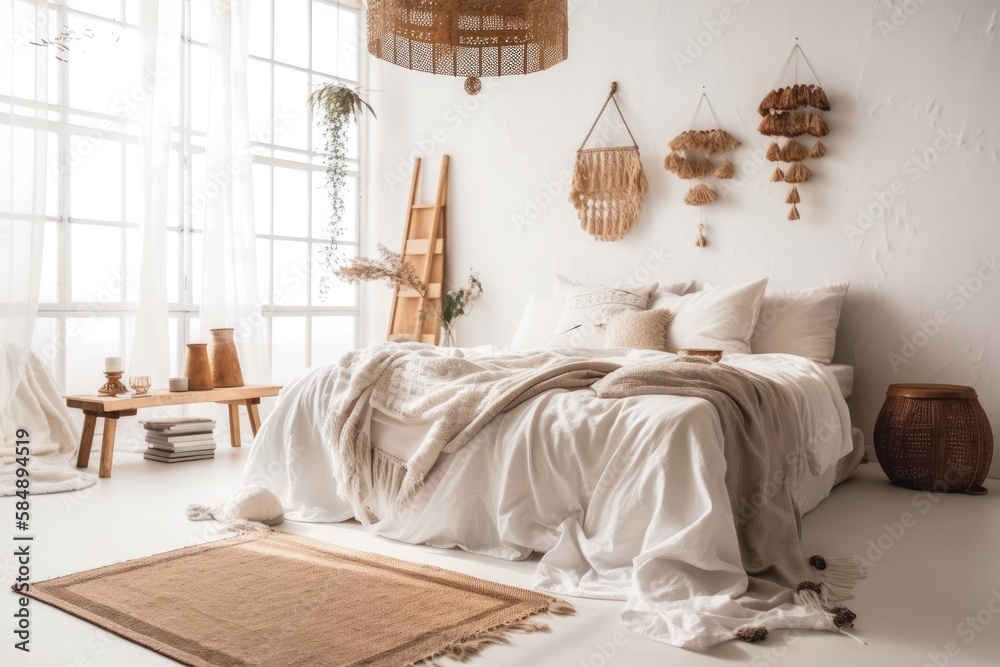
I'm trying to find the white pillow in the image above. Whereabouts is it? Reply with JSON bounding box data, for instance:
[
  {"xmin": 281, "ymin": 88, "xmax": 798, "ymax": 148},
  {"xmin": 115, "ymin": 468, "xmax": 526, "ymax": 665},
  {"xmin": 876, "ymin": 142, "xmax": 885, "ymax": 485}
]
[
  {"xmin": 751, "ymin": 283, "xmax": 848, "ymax": 364},
  {"xmin": 511, "ymin": 295, "xmax": 564, "ymax": 349},
  {"xmin": 651, "ymin": 278, "xmax": 769, "ymax": 354},
  {"xmin": 549, "ymin": 281, "xmax": 659, "ymax": 347}
]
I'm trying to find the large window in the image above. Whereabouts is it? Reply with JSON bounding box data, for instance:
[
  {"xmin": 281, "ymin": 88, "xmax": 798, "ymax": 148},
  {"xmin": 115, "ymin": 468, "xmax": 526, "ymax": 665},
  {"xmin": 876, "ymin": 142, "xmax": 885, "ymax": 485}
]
[{"xmin": 3, "ymin": 0, "xmax": 363, "ymax": 393}]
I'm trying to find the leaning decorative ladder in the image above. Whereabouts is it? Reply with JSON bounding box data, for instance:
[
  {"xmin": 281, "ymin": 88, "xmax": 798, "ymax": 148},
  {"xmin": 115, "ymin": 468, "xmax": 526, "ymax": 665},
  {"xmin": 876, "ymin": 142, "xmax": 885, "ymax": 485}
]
[{"xmin": 386, "ymin": 155, "xmax": 449, "ymax": 344}]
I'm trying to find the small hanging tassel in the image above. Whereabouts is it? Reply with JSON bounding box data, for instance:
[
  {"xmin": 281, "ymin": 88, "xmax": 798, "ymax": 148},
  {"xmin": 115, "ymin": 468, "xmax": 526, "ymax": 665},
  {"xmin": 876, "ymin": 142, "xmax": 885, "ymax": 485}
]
[
  {"xmin": 684, "ymin": 183, "xmax": 717, "ymax": 205},
  {"xmin": 770, "ymin": 166, "xmax": 785, "ymax": 182},
  {"xmin": 758, "ymin": 89, "xmax": 779, "ymax": 116},
  {"xmin": 810, "ymin": 140, "xmax": 826, "ymax": 158},
  {"xmin": 663, "ymin": 151, "xmax": 682, "ymax": 172},
  {"xmin": 778, "ymin": 86, "xmax": 798, "ymax": 110},
  {"xmin": 780, "ymin": 139, "xmax": 808, "ymax": 162},
  {"xmin": 784, "ymin": 162, "xmax": 812, "ymax": 183},
  {"xmin": 696, "ymin": 223, "xmax": 707, "ymax": 247},
  {"xmin": 714, "ymin": 160, "xmax": 734, "ymax": 179},
  {"xmin": 786, "ymin": 185, "xmax": 800, "ymax": 204},
  {"xmin": 808, "ymin": 113, "xmax": 829, "ymax": 137},
  {"xmin": 788, "ymin": 204, "xmax": 800, "ymax": 221},
  {"xmin": 766, "ymin": 142, "xmax": 781, "ymax": 162}
]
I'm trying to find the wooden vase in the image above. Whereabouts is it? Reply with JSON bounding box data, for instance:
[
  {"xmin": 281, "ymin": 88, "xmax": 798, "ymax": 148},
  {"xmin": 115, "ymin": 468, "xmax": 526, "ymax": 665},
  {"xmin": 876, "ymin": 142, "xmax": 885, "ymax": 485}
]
[
  {"xmin": 183, "ymin": 343, "xmax": 214, "ymax": 391},
  {"xmin": 208, "ymin": 328, "xmax": 244, "ymax": 387}
]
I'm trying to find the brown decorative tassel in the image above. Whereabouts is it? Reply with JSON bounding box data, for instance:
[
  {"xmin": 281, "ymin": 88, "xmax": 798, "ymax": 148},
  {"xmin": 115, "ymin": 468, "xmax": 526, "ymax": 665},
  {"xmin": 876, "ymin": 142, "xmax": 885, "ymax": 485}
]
[
  {"xmin": 788, "ymin": 204, "xmax": 800, "ymax": 221},
  {"xmin": 784, "ymin": 162, "xmax": 811, "ymax": 183},
  {"xmin": 784, "ymin": 113, "xmax": 807, "ymax": 137},
  {"xmin": 770, "ymin": 166, "xmax": 785, "ymax": 182},
  {"xmin": 812, "ymin": 86, "xmax": 831, "ymax": 111},
  {"xmin": 786, "ymin": 185, "xmax": 800, "ymax": 204},
  {"xmin": 766, "ymin": 142, "xmax": 781, "ymax": 162},
  {"xmin": 663, "ymin": 151, "xmax": 682, "ymax": 173},
  {"xmin": 714, "ymin": 160, "xmax": 734, "ymax": 179},
  {"xmin": 780, "ymin": 139, "xmax": 808, "ymax": 162},
  {"xmin": 758, "ymin": 89, "xmax": 779, "ymax": 116},
  {"xmin": 758, "ymin": 113, "xmax": 788, "ymax": 136},
  {"xmin": 778, "ymin": 86, "xmax": 798, "ymax": 110},
  {"xmin": 810, "ymin": 141, "xmax": 826, "ymax": 158},
  {"xmin": 684, "ymin": 183, "xmax": 718, "ymax": 206},
  {"xmin": 807, "ymin": 113, "xmax": 829, "ymax": 137},
  {"xmin": 690, "ymin": 158, "xmax": 715, "ymax": 179},
  {"xmin": 695, "ymin": 223, "xmax": 707, "ymax": 247}
]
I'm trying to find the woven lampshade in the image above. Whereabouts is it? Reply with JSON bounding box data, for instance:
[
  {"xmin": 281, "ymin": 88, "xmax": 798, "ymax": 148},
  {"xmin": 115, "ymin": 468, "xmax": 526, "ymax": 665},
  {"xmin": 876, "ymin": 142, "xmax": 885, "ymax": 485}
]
[{"xmin": 367, "ymin": 0, "xmax": 569, "ymax": 94}]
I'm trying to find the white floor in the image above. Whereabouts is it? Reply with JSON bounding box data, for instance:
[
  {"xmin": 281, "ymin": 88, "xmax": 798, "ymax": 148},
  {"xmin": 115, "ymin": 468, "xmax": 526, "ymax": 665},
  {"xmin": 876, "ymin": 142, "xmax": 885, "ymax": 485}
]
[{"xmin": 3, "ymin": 448, "xmax": 999, "ymax": 667}]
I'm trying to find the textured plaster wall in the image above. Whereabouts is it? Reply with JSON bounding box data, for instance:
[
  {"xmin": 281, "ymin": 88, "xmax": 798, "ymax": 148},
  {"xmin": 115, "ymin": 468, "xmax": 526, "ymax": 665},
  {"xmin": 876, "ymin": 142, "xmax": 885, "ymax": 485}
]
[{"xmin": 365, "ymin": 0, "xmax": 1000, "ymax": 478}]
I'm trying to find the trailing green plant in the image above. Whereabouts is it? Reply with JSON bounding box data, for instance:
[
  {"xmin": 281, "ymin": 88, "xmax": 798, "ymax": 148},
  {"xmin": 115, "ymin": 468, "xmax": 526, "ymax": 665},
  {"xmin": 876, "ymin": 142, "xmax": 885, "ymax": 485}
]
[{"xmin": 309, "ymin": 83, "xmax": 375, "ymax": 298}]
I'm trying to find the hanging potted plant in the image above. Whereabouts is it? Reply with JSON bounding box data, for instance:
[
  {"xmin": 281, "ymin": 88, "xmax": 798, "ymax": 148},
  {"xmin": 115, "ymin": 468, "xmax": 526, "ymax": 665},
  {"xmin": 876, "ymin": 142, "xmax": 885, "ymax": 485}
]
[{"xmin": 309, "ymin": 84, "xmax": 375, "ymax": 297}]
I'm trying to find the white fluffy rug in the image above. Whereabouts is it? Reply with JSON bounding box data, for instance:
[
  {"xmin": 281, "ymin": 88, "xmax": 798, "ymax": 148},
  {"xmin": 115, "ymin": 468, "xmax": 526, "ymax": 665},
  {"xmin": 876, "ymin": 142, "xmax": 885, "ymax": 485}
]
[{"xmin": 1, "ymin": 350, "xmax": 97, "ymax": 496}]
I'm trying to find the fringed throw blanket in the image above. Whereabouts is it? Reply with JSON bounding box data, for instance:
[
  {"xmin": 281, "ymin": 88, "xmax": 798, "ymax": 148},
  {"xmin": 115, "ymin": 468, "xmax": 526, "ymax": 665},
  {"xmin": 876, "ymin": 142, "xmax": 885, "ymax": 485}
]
[
  {"xmin": 325, "ymin": 342, "xmax": 620, "ymax": 522},
  {"xmin": 324, "ymin": 343, "xmax": 863, "ymax": 646},
  {"xmin": 592, "ymin": 357, "xmax": 864, "ymax": 643}
]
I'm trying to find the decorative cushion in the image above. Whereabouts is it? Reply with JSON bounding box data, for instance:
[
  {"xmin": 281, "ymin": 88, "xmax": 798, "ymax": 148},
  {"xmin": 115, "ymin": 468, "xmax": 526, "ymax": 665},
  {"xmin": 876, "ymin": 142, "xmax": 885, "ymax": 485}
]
[
  {"xmin": 751, "ymin": 283, "xmax": 848, "ymax": 364},
  {"xmin": 510, "ymin": 295, "xmax": 565, "ymax": 349},
  {"xmin": 549, "ymin": 281, "xmax": 659, "ymax": 348},
  {"xmin": 650, "ymin": 278, "xmax": 769, "ymax": 354},
  {"xmin": 604, "ymin": 309, "xmax": 673, "ymax": 351}
]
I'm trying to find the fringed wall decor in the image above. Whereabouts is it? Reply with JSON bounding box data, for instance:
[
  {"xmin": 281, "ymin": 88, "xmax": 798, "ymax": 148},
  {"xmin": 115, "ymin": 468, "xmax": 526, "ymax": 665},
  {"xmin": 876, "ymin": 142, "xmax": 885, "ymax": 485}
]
[
  {"xmin": 663, "ymin": 93, "xmax": 741, "ymax": 247},
  {"xmin": 758, "ymin": 44, "xmax": 829, "ymax": 221},
  {"xmin": 569, "ymin": 82, "xmax": 649, "ymax": 242}
]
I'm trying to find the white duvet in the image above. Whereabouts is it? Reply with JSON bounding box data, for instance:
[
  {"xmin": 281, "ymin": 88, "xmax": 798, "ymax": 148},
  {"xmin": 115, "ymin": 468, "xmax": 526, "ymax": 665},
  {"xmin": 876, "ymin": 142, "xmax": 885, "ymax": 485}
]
[{"xmin": 243, "ymin": 348, "xmax": 863, "ymax": 648}]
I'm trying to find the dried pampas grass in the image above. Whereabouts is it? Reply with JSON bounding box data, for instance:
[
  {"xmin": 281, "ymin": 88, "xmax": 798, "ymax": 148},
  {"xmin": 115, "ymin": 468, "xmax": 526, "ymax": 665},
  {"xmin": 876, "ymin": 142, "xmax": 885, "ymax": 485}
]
[
  {"xmin": 684, "ymin": 183, "xmax": 718, "ymax": 206},
  {"xmin": 780, "ymin": 139, "xmax": 808, "ymax": 162},
  {"xmin": 335, "ymin": 243, "xmax": 426, "ymax": 295},
  {"xmin": 785, "ymin": 185, "xmax": 800, "ymax": 204},
  {"xmin": 784, "ymin": 162, "xmax": 812, "ymax": 183}
]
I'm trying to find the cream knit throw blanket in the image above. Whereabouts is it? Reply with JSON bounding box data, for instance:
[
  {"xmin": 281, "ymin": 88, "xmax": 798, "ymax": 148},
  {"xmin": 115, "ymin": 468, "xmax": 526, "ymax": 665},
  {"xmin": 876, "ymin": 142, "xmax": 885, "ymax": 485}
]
[{"xmin": 326, "ymin": 344, "xmax": 863, "ymax": 639}]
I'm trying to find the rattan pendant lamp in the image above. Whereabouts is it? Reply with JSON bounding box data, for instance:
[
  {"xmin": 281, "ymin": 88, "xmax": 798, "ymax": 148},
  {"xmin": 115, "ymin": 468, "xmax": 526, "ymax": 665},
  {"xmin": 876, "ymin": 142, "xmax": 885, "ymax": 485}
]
[{"xmin": 366, "ymin": 0, "xmax": 569, "ymax": 94}]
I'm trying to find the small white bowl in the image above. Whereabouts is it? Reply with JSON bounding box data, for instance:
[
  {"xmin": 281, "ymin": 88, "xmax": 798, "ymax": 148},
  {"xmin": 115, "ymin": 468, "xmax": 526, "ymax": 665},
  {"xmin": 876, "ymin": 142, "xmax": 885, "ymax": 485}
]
[{"xmin": 168, "ymin": 378, "xmax": 189, "ymax": 392}]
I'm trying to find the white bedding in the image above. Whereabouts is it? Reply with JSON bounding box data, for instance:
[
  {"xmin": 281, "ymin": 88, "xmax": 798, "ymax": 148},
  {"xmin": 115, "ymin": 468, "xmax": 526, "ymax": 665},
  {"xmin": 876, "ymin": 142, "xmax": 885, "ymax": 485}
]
[{"xmin": 243, "ymin": 349, "xmax": 863, "ymax": 648}]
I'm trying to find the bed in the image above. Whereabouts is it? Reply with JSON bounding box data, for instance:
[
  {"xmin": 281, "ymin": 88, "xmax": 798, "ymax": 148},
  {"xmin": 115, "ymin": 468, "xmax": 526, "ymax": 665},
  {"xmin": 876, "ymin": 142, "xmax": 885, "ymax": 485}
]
[{"xmin": 243, "ymin": 344, "xmax": 864, "ymax": 648}]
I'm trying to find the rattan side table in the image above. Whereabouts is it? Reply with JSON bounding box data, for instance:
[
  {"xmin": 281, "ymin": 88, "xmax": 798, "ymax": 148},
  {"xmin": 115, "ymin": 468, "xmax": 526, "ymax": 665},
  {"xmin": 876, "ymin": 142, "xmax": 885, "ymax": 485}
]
[{"xmin": 873, "ymin": 383, "xmax": 993, "ymax": 495}]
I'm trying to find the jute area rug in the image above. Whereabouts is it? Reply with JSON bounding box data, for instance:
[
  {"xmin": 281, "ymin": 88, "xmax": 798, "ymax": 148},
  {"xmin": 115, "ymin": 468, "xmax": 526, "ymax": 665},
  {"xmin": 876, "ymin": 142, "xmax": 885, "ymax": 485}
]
[{"xmin": 21, "ymin": 530, "xmax": 574, "ymax": 666}]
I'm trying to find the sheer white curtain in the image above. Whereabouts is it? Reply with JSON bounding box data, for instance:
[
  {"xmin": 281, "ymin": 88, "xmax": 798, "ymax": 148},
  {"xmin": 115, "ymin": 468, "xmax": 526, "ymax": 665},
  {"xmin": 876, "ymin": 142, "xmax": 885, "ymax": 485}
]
[
  {"xmin": 201, "ymin": 0, "xmax": 269, "ymax": 387},
  {"xmin": 128, "ymin": 0, "xmax": 180, "ymax": 388},
  {"xmin": 1, "ymin": 0, "xmax": 48, "ymax": 448}
]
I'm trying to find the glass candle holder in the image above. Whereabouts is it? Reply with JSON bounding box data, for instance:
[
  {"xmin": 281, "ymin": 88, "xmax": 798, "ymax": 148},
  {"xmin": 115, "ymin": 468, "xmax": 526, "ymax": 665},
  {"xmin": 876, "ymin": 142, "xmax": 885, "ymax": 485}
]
[{"xmin": 129, "ymin": 376, "xmax": 151, "ymax": 395}]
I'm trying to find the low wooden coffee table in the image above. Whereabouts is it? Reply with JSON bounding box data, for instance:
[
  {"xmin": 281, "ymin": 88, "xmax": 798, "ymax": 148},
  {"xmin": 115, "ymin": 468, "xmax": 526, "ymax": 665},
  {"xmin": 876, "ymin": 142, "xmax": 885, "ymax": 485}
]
[{"xmin": 65, "ymin": 384, "xmax": 282, "ymax": 478}]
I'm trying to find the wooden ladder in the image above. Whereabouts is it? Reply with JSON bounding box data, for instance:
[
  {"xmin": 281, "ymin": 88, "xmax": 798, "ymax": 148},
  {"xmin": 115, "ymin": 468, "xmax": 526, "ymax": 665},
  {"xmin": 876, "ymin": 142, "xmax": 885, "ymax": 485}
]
[{"xmin": 386, "ymin": 155, "xmax": 448, "ymax": 344}]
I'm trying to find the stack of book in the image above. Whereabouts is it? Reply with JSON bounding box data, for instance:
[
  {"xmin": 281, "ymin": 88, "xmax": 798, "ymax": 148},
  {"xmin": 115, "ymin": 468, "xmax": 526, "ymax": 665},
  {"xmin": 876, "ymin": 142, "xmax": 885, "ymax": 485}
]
[{"xmin": 141, "ymin": 418, "xmax": 217, "ymax": 464}]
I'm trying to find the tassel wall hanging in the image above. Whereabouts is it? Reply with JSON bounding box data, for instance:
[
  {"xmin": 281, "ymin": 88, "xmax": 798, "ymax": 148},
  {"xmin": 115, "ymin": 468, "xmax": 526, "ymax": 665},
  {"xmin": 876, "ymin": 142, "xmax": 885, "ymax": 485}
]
[
  {"xmin": 758, "ymin": 44, "xmax": 829, "ymax": 221},
  {"xmin": 569, "ymin": 82, "xmax": 649, "ymax": 242},
  {"xmin": 663, "ymin": 92, "xmax": 741, "ymax": 247}
]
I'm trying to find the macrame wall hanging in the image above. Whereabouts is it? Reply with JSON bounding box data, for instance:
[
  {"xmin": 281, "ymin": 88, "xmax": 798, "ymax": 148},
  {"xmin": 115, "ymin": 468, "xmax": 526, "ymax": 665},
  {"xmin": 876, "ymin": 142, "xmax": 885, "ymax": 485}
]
[
  {"xmin": 570, "ymin": 82, "xmax": 649, "ymax": 242},
  {"xmin": 663, "ymin": 92, "xmax": 741, "ymax": 247},
  {"xmin": 758, "ymin": 44, "xmax": 830, "ymax": 221}
]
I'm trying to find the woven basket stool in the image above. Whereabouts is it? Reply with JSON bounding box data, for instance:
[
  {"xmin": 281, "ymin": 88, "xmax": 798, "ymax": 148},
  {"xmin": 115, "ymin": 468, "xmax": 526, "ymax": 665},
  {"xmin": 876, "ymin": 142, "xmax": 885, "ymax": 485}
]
[{"xmin": 874, "ymin": 384, "xmax": 993, "ymax": 495}]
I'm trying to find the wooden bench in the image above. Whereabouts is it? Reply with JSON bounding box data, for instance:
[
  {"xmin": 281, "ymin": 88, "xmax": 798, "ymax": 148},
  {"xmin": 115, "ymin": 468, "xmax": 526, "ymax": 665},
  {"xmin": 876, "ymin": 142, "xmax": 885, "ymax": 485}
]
[{"xmin": 65, "ymin": 384, "xmax": 282, "ymax": 478}]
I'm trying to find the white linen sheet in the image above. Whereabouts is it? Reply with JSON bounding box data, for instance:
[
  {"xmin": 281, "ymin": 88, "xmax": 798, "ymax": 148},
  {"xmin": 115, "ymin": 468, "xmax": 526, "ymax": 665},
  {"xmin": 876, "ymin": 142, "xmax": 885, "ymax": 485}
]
[{"xmin": 243, "ymin": 349, "xmax": 862, "ymax": 648}]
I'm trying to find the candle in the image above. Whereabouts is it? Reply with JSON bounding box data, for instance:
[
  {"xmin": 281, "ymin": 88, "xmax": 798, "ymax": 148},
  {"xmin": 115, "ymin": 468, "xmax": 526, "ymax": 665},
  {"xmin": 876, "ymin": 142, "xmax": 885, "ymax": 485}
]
[{"xmin": 105, "ymin": 356, "xmax": 122, "ymax": 372}]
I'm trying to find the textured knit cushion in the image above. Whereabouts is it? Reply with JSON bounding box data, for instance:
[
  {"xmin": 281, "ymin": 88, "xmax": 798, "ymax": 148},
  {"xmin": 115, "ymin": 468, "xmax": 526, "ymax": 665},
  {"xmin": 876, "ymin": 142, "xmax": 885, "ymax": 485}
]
[
  {"xmin": 604, "ymin": 309, "xmax": 673, "ymax": 351},
  {"xmin": 549, "ymin": 282, "xmax": 658, "ymax": 347}
]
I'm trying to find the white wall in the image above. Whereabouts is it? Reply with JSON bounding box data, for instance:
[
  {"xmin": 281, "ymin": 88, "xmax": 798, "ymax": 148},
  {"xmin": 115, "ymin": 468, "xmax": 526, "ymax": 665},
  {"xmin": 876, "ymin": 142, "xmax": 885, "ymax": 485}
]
[{"xmin": 365, "ymin": 0, "xmax": 1000, "ymax": 478}]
